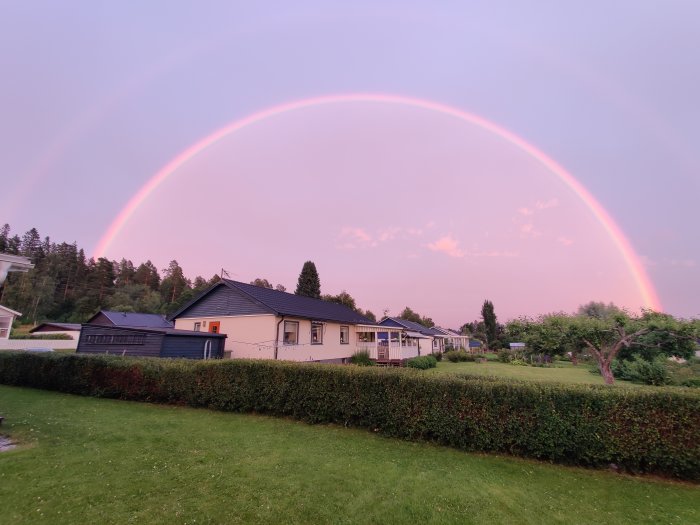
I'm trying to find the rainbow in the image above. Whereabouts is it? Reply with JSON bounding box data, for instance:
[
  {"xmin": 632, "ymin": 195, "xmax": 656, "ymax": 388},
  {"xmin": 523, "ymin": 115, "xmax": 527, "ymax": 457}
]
[{"xmin": 94, "ymin": 93, "xmax": 662, "ymax": 311}]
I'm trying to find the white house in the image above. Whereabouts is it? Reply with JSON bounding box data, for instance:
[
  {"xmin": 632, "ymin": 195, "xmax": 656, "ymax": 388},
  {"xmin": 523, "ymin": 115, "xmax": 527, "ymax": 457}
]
[
  {"xmin": 170, "ymin": 279, "xmax": 375, "ymax": 363},
  {"xmin": 0, "ymin": 305, "xmax": 22, "ymax": 340}
]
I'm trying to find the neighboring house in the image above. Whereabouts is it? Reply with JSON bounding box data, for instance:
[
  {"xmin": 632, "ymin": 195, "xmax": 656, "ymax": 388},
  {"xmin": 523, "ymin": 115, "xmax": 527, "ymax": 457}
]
[
  {"xmin": 77, "ymin": 324, "xmax": 226, "ymax": 359},
  {"xmin": 432, "ymin": 326, "xmax": 470, "ymax": 351},
  {"xmin": 29, "ymin": 322, "xmax": 82, "ymax": 340},
  {"xmin": 0, "ymin": 305, "xmax": 21, "ymax": 340},
  {"xmin": 85, "ymin": 310, "xmax": 173, "ymax": 329},
  {"xmin": 509, "ymin": 342, "xmax": 526, "ymax": 351},
  {"xmin": 469, "ymin": 339, "xmax": 484, "ymax": 352},
  {"xmin": 377, "ymin": 317, "xmax": 446, "ymax": 355},
  {"xmin": 169, "ymin": 279, "xmax": 374, "ymax": 363}
]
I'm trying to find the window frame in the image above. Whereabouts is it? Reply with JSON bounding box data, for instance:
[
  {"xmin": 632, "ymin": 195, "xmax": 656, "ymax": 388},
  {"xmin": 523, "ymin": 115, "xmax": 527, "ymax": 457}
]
[
  {"xmin": 339, "ymin": 325, "xmax": 349, "ymax": 345},
  {"xmin": 311, "ymin": 322, "xmax": 324, "ymax": 345},
  {"xmin": 283, "ymin": 320, "xmax": 299, "ymax": 345}
]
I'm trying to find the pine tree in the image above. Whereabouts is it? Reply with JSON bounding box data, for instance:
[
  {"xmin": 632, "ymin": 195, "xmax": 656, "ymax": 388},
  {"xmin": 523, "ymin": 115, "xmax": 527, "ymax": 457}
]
[{"xmin": 294, "ymin": 261, "xmax": 321, "ymax": 299}]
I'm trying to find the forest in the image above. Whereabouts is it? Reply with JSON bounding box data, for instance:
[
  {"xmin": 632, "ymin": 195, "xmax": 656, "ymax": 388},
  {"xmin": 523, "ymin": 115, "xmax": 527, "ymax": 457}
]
[{"xmin": 0, "ymin": 224, "xmax": 219, "ymax": 325}]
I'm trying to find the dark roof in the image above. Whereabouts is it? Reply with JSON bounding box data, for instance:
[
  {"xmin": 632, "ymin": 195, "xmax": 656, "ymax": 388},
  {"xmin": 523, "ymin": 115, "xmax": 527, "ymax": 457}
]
[
  {"xmin": 171, "ymin": 279, "xmax": 374, "ymax": 325},
  {"xmin": 81, "ymin": 324, "xmax": 225, "ymax": 338},
  {"xmin": 380, "ymin": 317, "xmax": 443, "ymax": 336},
  {"xmin": 469, "ymin": 340, "xmax": 483, "ymax": 347},
  {"xmin": 88, "ymin": 311, "xmax": 174, "ymax": 328},
  {"xmin": 29, "ymin": 322, "xmax": 81, "ymax": 333}
]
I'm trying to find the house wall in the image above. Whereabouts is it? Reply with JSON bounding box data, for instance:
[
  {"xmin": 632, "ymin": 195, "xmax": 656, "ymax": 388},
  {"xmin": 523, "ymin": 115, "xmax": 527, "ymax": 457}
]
[
  {"xmin": 174, "ymin": 315, "xmax": 278, "ymax": 359},
  {"xmin": 173, "ymin": 315, "xmax": 359, "ymax": 362},
  {"xmin": 77, "ymin": 325, "xmax": 164, "ymax": 357},
  {"xmin": 0, "ymin": 314, "xmax": 13, "ymax": 339},
  {"xmin": 161, "ymin": 335, "xmax": 226, "ymax": 359},
  {"xmin": 276, "ymin": 318, "xmax": 357, "ymax": 362}
]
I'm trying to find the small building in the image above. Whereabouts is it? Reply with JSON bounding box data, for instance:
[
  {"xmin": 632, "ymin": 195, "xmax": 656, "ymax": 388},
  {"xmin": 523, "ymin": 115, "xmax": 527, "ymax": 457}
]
[
  {"xmin": 169, "ymin": 279, "xmax": 374, "ymax": 363},
  {"xmin": 29, "ymin": 322, "xmax": 82, "ymax": 340},
  {"xmin": 0, "ymin": 305, "xmax": 21, "ymax": 339},
  {"xmin": 432, "ymin": 326, "xmax": 470, "ymax": 351},
  {"xmin": 377, "ymin": 317, "xmax": 445, "ymax": 355},
  {"xmin": 86, "ymin": 310, "xmax": 173, "ymax": 329},
  {"xmin": 77, "ymin": 324, "xmax": 226, "ymax": 359},
  {"xmin": 469, "ymin": 339, "xmax": 484, "ymax": 352}
]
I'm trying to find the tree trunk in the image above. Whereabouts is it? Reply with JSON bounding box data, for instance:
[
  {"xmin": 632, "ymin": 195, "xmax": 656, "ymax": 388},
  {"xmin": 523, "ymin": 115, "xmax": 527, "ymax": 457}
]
[{"xmin": 598, "ymin": 359, "xmax": 615, "ymax": 385}]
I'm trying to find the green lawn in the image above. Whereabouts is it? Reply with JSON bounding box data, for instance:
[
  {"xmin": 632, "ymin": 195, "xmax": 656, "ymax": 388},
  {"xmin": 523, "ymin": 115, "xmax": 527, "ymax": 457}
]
[
  {"xmin": 0, "ymin": 386, "xmax": 697, "ymax": 524},
  {"xmin": 428, "ymin": 360, "xmax": 638, "ymax": 386}
]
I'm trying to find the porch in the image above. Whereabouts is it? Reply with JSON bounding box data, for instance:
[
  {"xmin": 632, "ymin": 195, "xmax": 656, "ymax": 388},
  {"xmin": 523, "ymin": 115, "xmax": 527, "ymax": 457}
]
[{"xmin": 355, "ymin": 324, "xmax": 424, "ymax": 361}]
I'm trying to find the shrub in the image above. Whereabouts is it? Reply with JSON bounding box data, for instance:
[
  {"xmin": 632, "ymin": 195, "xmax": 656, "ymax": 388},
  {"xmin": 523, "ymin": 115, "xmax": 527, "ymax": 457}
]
[
  {"xmin": 9, "ymin": 333, "xmax": 73, "ymax": 340},
  {"xmin": 614, "ymin": 356, "xmax": 671, "ymax": 386},
  {"xmin": 349, "ymin": 350, "xmax": 374, "ymax": 366},
  {"xmin": 497, "ymin": 350, "xmax": 512, "ymax": 363},
  {"xmin": 445, "ymin": 350, "xmax": 476, "ymax": 363},
  {"xmin": 406, "ymin": 355, "xmax": 437, "ymax": 370},
  {"xmin": 433, "ymin": 351, "xmax": 443, "ymax": 362},
  {"xmin": 0, "ymin": 352, "xmax": 698, "ymax": 480}
]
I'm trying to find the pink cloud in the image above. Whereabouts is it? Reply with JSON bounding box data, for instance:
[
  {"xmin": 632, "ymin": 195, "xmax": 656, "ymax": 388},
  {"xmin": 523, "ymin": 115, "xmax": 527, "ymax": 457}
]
[
  {"xmin": 536, "ymin": 198, "xmax": 560, "ymax": 210},
  {"xmin": 557, "ymin": 236, "xmax": 574, "ymax": 246},
  {"xmin": 427, "ymin": 235, "xmax": 464, "ymax": 258},
  {"xmin": 518, "ymin": 207, "xmax": 533, "ymax": 216}
]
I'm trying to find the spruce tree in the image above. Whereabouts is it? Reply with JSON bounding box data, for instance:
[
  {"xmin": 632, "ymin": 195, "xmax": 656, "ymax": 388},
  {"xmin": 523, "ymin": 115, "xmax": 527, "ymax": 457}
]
[
  {"xmin": 481, "ymin": 299, "xmax": 498, "ymax": 348},
  {"xmin": 294, "ymin": 261, "xmax": 321, "ymax": 298}
]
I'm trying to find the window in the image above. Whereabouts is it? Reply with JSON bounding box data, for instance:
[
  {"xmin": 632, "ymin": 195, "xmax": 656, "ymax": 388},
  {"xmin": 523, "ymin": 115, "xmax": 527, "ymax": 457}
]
[
  {"xmin": 357, "ymin": 332, "xmax": 375, "ymax": 343},
  {"xmin": 283, "ymin": 321, "xmax": 299, "ymax": 345},
  {"xmin": 193, "ymin": 322, "xmax": 201, "ymax": 332},
  {"xmin": 311, "ymin": 322, "xmax": 324, "ymax": 345},
  {"xmin": 340, "ymin": 326, "xmax": 349, "ymax": 344},
  {"xmin": 85, "ymin": 334, "xmax": 144, "ymax": 345}
]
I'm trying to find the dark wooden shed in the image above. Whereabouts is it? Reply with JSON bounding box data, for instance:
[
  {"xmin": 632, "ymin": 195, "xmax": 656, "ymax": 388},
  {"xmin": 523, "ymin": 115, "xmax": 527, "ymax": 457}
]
[{"xmin": 77, "ymin": 324, "xmax": 226, "ymax": 359}]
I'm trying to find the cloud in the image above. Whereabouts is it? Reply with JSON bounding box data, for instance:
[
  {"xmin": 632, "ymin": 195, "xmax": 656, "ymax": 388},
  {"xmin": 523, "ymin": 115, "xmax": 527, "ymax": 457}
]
[
  {"xmin": 337, "ymin": 224, "xmax": 428, "ymax": 250},
  {"xmin": 557, "ymin": 236, "xmax": 574, "ymax": 246},
  {"xmin": 427, "ymin": 235, "xmax": 465, "ymax": 258},
  {"xmin": 473, "ymin": 250, "xmax": 519, "ymax": 258},
  {"xmin": 520, "ymin": 223, "xmax": 542, "ymax": 238},
  {"xmin": 517, "ymin": 207, "xmax": 533, "ymax": 216},
  {"xmin": 535, "ymin": 198, "xmax": 560, "ymax": 210}
]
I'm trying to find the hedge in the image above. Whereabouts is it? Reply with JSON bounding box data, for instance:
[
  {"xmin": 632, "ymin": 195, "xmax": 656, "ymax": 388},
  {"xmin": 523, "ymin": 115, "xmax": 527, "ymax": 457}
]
[{"xmin": 0, "ymin": 352, "xmax": 698, "ymax": 480}]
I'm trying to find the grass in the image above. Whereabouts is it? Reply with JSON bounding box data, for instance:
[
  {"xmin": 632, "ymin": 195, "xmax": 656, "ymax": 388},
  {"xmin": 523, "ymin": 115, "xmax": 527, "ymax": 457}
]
[
  {"xmin": 428, "ymin": 359, "xmax": 640, "ymax": 386},
  {"xmin": 1, "ymin": 386, "xmax": 698, "ymax": 524}
]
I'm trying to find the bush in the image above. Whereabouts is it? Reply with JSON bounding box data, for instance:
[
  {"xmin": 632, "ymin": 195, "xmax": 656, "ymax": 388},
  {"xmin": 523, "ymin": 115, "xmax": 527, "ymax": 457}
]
[
  {"xmin": 497, "ymin": 350, "xmax": 512, "ymax": 363},
  {"xmin": 433, "ymin": 351, "xmax": 443, "ymax": 362},
  {"xmin": 445, "ymin": 350, "xmax": 475, "ymax": 363},
  {"xmin": 406, "ymin": 355, "xmax": 437, "ymax": 370},
  {"xmin": 9, "ymin": 333, "xmax": 73, "ymax": 340},
  {"xmin": 0, "ymin": 352, "xmax": 698, "ymax": 480},
  {"xmin": 349, "ymin": 350, "xmax": 374, "ymax": 366},
  {"xmin": 613, "ymin": 356, "xmax": 671, "ymax": 386}
]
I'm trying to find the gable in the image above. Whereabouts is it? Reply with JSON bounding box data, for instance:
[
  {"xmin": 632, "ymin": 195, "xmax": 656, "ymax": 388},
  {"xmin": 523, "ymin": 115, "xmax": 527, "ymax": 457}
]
[{"xmin": 175, "ymin": 284, "xmax": 272, "ymax": 319}]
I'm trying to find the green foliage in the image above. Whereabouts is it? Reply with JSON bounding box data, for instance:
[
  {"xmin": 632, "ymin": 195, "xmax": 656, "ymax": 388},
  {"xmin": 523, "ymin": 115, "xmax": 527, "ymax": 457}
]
[
  {"xmin": 9, "ymin": 333, "xmax": 73, "ymax": 340},
  {"xmin": 349, "ymin": 350, "xmax": 374, "ymax": 366},
  {"xmin": 397, "ymin": 307, "xmax": 434, "ymax": 328},
  {"xmin": 612, "ymin": 356, "xmax": 671, "ymax": 386},
  {"xmin": 480, "ymin": 300, "xmax": 498, "ymax": 348},
  {"xmin": 1, "ymin": 352, "xmax": 698, "ymax": 479},
  {"xmin": 445, "ymin": 350, "xmax": 476, "ymax": 362},
  {"xmin": 406, "ymin": 355, "xmax": 437, "ymax": 369},
  {"xmin": 294, "ymin": 261, "xmax": 321, "ymax": 298},
  {"xmin": 497, "ymin": 350, "xmax": 512, "ymax": 363}
]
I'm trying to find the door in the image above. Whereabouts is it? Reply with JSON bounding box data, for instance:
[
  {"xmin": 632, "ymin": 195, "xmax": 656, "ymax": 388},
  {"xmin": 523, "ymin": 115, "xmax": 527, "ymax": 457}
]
[{"xmin": 208, "ymin": 321, "xmax": 220, "ymax": 334}]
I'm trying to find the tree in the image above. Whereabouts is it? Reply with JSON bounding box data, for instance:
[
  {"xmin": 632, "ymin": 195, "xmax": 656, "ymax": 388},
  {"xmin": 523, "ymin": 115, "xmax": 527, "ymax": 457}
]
[
  {"xmin": 360, "ymin": 309, "xmax": 376, "ymax": 322},
  {"xmin": 160, "ymin": 260, "xmax": 190, "ymax": 305},
  {"xmin": 576, "ymin": 301, "xmax": 624, "ymax": 320},
  {"xmin": 566, "ymin": 314, "xmax": 650, "ymax": 385},
  {"xmin": 250, "ymin": 278, "xmax": 273, "ymax": 289},
  {"xmin": 322, "ymin": 290, "xmax": 357, "ymax": 311},
  {"xmin": 294, "ymin": 261, "xmax": 321, "ymax": 298},
  {"xmin": 275, "ymin": 284, "xmax": 286, "ymax": 292},
  {"xmin": 481, "ymin": 300, "xmax": 498, "ymax": 349}
]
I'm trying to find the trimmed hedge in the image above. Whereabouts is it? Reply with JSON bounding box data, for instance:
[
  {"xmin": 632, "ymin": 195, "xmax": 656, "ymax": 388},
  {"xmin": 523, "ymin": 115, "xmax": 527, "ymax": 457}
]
[
  {"xmin": 406, "ymin": 355, "xmax": 437, "ymax": 369},
  {"xmin": 1, "ymin": 352, "xmax": 699, "ymax": 480}
]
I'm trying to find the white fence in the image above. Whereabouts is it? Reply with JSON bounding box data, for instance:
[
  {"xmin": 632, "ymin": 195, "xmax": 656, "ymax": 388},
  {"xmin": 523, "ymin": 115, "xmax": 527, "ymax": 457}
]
[{"xmin": 0, "ymin": 339, "xmax": 77, "ymax": 351}]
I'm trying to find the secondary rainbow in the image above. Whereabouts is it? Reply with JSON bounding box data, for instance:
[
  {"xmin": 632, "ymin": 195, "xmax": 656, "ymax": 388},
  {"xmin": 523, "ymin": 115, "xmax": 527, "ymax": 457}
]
[{"xmin": 94, "ymin": 93, "xmax": 662, "ymax": 311}]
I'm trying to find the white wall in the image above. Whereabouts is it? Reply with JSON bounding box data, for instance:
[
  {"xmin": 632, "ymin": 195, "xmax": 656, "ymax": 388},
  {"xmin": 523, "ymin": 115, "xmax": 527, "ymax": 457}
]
[{"xmin": 0, "ymin": 340, "xmax": 77, "ymax": 351}]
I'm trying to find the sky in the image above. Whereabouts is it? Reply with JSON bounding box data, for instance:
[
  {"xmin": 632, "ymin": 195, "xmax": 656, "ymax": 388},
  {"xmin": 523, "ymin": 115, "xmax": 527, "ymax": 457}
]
[{"xmin": 1, "ymin": 1, "xmax": 698, "ymax": 327}]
